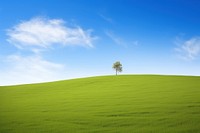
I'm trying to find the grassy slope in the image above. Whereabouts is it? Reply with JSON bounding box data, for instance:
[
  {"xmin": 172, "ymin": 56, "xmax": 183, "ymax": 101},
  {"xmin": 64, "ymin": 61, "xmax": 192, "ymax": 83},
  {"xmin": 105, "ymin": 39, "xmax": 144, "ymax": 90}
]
[{"xmin": 0, "ymin": 75, "xmax": 200, "ymax": 133}]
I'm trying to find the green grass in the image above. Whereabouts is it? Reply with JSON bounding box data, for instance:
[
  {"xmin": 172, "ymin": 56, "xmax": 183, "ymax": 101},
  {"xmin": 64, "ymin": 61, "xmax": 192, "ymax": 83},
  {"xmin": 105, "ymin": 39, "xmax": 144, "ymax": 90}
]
[{"xmin": 0, "ymin": 75, "xmax": 200, "ymax": 133}]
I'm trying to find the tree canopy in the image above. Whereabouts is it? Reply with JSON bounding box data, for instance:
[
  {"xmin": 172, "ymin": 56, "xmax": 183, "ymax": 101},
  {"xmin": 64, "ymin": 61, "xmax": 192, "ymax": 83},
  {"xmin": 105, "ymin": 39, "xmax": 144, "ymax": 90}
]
[{"xmin": 113, "ymin": 61, "xmax": 122, "ymax": 75}]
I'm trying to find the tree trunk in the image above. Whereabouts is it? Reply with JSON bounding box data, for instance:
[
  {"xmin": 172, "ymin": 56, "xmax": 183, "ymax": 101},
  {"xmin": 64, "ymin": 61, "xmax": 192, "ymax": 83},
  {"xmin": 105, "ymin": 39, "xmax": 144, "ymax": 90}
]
[{"xmin": 116, "ymin": 69, "xmax": 117, "ymax": 75}]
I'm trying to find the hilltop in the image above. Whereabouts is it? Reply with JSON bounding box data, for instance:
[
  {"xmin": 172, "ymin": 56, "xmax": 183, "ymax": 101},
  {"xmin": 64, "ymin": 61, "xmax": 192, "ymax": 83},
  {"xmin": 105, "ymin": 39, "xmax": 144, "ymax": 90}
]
[{"xmin": 0, "ymin": 75, "xmax": 200, "ymax": 132}]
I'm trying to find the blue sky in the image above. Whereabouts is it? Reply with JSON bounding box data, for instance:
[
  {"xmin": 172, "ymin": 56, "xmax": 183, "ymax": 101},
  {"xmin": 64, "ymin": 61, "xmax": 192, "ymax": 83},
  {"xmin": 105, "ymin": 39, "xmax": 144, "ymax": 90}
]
[{"xmin": 0, "ymin": 0, "xmax": 200, "ymax": 85}]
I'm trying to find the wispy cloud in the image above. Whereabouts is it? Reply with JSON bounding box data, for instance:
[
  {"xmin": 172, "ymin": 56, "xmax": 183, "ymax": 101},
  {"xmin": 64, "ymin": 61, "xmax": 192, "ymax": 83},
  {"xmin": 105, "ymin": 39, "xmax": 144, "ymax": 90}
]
[
  {"xmin": 105, "ymin": 30, "xmax": 127, "ymax": 47},
  {"xmin": 0, "ymin": 54, "xmax": 67, "ymax": 86},
  {"xmin": 175, "ymin": 36, "xmax": 200, "ymax": 60},
  {"xmin": 132, "ymin": 40, "xmax": 139, "ymax": 46},
  {"xmin": 99, "ymin": 13, "xmax": 113, "ymax": 24},
  {"xmin": 7, "ymin": 17, "xmax": 97, "ymax": 51},
  {"xmin": 105, "ymin": 30, "xmax": 139, "ymax": 47}
]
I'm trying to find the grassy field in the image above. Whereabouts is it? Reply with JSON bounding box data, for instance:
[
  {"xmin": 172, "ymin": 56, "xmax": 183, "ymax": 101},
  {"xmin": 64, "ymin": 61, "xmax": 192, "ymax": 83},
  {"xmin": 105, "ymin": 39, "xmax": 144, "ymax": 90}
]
[{"xmin": 0, "ymin": 75, "xmax": 200, "ymax": 133}]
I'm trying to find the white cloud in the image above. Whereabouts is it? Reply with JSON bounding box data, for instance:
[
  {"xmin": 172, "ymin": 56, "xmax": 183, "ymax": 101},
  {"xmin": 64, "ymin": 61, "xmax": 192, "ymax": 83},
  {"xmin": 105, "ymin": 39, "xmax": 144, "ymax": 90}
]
[
  {"xmin": 1, "ymin": 16, "xmax": 100, "ymax": 85},
  {"xmin": 175, "ymin": 37, "xmax": 200, "ymax": 60},
  {"xmin": 0, "ymin": 54, "xmax": 67, "ymax": 86},
  {"xmin": 7, "ymin": 17, "xmax": 96, "ymax": 51}
]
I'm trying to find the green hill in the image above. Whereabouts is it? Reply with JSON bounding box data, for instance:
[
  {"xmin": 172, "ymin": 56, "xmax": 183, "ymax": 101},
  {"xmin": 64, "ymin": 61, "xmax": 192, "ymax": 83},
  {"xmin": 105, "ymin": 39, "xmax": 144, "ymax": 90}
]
[{"xmin": 0, "ymin": 75, "xmax": 200, "ymax": 133}]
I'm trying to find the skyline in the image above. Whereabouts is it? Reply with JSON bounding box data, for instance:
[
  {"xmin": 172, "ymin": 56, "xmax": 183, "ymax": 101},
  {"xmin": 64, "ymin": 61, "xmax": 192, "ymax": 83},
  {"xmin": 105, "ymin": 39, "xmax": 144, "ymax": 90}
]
[{"xmin": 0, "ymin": 0, "xmax": 200, "ymax": 85}]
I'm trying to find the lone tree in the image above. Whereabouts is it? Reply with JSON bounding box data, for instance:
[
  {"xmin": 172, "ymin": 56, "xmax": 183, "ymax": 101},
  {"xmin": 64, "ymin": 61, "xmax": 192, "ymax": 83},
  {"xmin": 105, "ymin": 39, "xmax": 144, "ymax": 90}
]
[{"xmin": 113, "ymin": 61, "xmax": 122, "ymax": 75}]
